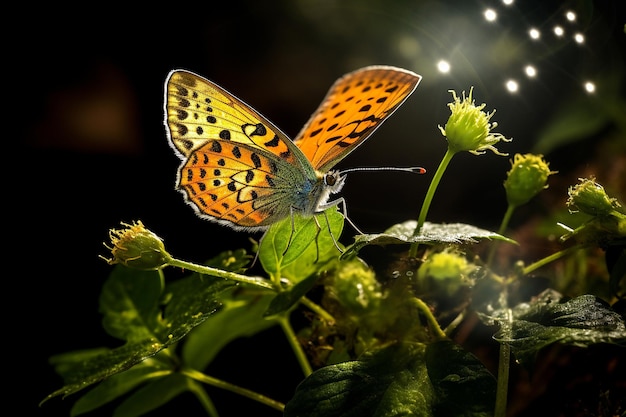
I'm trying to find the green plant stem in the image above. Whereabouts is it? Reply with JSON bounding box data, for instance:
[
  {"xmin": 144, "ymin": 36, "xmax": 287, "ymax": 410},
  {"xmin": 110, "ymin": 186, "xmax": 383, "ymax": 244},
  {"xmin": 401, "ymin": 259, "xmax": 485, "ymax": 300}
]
[
  {"xmin": 187, "ymin": 379, "xmax": 220, "ymax": 417},
  {"xmin": 409, "ymin": 148, "xmax": 456, "ymax": 258},
  {"xmin": 300, "ymin": 296, "xmax": 336, "ymax": 324},
  {"xmin": 412, "ymin": 297, "xmax": 446, "ymax": 340},
  {"xmin": 443, "ymin": 309, "xmax": 466, "ymax": 337},
  {"xmin": 166, "ymin": 257, "xmax": 276, "ymax": 290},
  {"xmin": 182, "ymin": 368, "xmax": 285, "ymax": 412},
  {"xmin": 522, "ymin": 244, "xmax": 585, "ymax": 275},
  {"xmin": 496, "ymin": 204, "xmax": 515, "ymax": 237},
  {"xmin": 278, "ymin": 315, "xmax": 313, "ymax": 376},
  {"xmin": 487, "ymin": 203, "xmax": 516, "ymax": 267},
  {"xmin": 494, "ymin": 306, "xmax": 513, "ymax": 417}
]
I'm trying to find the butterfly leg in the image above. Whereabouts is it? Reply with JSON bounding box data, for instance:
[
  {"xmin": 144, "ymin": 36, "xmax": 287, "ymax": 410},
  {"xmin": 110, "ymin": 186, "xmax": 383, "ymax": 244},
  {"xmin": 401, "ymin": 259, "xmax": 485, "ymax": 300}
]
[
  {"xmin": 320, "ymin": 210, "xmax": 343, "ymax": 254},
  {"xmin": 281, "ymin": 208, "xmax": 298, "ymax": 258},
  {"xmin": 281, "ymin": 208, "xmax": 324, "ymax": 263},
  {"xmin": 326, "ymin": 197, "xmax": 365, "ymax": 235},
  {"xmin": 250, "ymin": 231, "xmax": 267, "ymax": 269},
  {"xmin": 311, "ymin": 215, "xmax": 323, "ymax": 263}
]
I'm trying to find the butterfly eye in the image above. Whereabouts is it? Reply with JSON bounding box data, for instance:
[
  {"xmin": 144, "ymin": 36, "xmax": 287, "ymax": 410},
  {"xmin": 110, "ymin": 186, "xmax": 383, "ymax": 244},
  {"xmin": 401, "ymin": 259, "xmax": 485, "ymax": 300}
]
[{"xmin": 324, "ymin": 173, "xmax": 337, "ymax": 186}]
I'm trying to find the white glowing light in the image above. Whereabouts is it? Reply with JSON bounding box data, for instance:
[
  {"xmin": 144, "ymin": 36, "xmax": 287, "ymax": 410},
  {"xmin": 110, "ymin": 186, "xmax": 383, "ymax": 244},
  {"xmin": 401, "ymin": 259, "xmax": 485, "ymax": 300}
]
[
  {"xmin": 574, "ymin": 33, "xmax": 585, "ymax": 44},
  {"xmin": 554, "ymin": 26, "xmax": 564, "ymax": 37},
  {"xmin": 484, "ymin": 9, "xmax": 497, "ymax": 22},
  {"xmin": 525, "ymin": 65, "xmax": 537, "ymax": 77},
  {"xmin": 505, "ymin": 79, "xmax": 519, "ymax": 93},
  {"xmin": 584, "ymin": 81, "xmax": 596, "ymax": 93},
  {"xmin": 529, "ymin": 28, "xmax": 541, "ymax": 40},
  {"xmin": 437, "ymin": 60, "xmax": 451, "ymax": 73},
  {"xmin": 502, "ymin": 0, "xmax": 514, "ymax": 5},
  {"xmin": 566, "ymin": 11, "xmax": 576, "ymax": 21}
]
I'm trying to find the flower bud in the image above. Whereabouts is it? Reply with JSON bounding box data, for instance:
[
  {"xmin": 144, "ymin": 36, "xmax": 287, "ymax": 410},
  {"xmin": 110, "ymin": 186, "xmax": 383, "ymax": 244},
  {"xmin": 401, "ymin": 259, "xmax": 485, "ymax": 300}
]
[
  {"xmin": 417, "ymin": 250, "xmax": 475, "ymax": 296},
  {"xmin": 328, "ymin": 260, "xmax": 383, "ymax": 314},
  {"xmin": 567, "ymin": 177, "xmax": 622, "ymax": 217},
  {"xmin": 102, "ymin": 221, "xmax": 171, "ymax": 270},
  {"xmin": 438, "ymin": 87, "xmax": 511, "ymax": 155},
  {"xmin": 504, "ymin": 153, "xmax": 555, "ymax": 207}
]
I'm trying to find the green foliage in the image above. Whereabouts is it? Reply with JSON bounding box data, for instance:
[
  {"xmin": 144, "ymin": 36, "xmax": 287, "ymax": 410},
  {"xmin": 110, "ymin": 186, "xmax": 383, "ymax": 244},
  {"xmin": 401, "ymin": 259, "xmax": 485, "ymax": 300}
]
[
  {"xmin": 285, "ymin": 343, "xmax": 435, "ymax": 417},
  {"xmin": 285, "ymin": 341, "xmax": 496, "ymax": 417},
  {"xmin": 43, "ymin": 92, "xmax": 626, "ymax": 417},
  {"xmin": 43, "ymin": 193, "xmax": 625, "ymax": 415},
  {"xmin": 259, "ymin": 208, "xmax": 344, "ymax": 282},
  {"xmin": 44, "ymin": 266, "xmax": 236, "ymax": 404},
  {"xmin": 491, "ymin": 291, "xmax": 626, "ymax": 366},
  {"xmin": 344, "ymin": 221, "xmax": 515, "ymax": 258}
]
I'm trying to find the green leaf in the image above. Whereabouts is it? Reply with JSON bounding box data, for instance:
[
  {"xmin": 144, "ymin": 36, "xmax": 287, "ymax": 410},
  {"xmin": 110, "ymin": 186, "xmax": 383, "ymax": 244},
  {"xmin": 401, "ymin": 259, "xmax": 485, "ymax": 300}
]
[
  {"xmin": 343, "ymin": 221, "xmax": 515, "ymax": 257},
  {"xmin": 182, "ymin": 287, "xmax": 278, "ymax": 371},
  {"xmin": 259, "ymin": 208, "xmax": 344, "ymax": 281},
  {"xmin": 495, "ymin": 290, "xmax": 626, "ymax": 366},
  {"xmin": 264, "ymin": 273, "xmax": 319, "ymax": 317},
  {"xmin": 284, "ymin": 342, "xmax": 432, "ymax": 417},
  {"xmin": 99, "ymin": 267, "xmax": 164, "ymax": 342},
  {"xmin": 284, "ymin": 341, "xmax": 496, "ymax": 417},
  {"xmin": 43, "ymin": 265, "xmax": 235, "ymax": 403},
  {"xmin": 110, "ymin": 373, "xmax": 203, "ymax": 417},
  {"xmin": 425, "ymin": 341, "xmax": 496, "ymax": 417},
  {"xmin": 181, "ymin": 249, "xmax": 278, "ymax": 370},
  {"xmin": 204, "ymin": 248, "xmax": 252, "ymax": 273},
  {"xmin": 69, "ymin": 356, "xmax": 172, "ymax": 416}
]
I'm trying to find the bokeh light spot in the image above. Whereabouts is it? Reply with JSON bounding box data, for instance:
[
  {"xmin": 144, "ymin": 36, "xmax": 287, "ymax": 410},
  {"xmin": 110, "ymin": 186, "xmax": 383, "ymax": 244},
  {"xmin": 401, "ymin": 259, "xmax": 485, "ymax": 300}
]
[
  {"xmin": 574, "ymin": 33, "xmax": 585, "ymax": 44},
  {"xmin": 437, "ymin": 60, "xmax": 451, "ymax": 73},
  {"xmin": 529, "ymin": 28, "xmax": 541, "ymax": 40},
  {"xmin": 484, "ymin": 9, "xmax": 497, "ymax": 22},
  {"xmin": 505, "ymin": 79, "xmax": 519, "ymax": 93},
  {"xmin": 584, "ymin": 81, "xmax": 596, "ymax": 93},
  {"xmin": 524, "ymin": 65, "xmax": 537, "ymax": 77}
]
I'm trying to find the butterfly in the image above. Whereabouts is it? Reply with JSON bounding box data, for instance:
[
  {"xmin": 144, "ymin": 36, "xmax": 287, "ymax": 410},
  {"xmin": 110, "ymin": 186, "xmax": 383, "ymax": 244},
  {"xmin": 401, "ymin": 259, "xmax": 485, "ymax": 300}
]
[{"xmin": 163, "ymin": 66, "xmax": 422, "ymax": 236}]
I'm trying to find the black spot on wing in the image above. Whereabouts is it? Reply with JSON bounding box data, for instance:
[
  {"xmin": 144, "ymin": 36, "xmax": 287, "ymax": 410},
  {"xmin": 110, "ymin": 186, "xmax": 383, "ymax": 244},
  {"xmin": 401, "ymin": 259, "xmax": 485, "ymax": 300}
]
[
  {"xmin": 251, "ymin": 153, "xmax": 262, "ymax": 168},
  {"xmin": 264, "ymin": 135, "xmax": 280, "ymax": 147},
  {"xmin": 211, "ymin": 140, "xmax": 222, "ymax": 153}
]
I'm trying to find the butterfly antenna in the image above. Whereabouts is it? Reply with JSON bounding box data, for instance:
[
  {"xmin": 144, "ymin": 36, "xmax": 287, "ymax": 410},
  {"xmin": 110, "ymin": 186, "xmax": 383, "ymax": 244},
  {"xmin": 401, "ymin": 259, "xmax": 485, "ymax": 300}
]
[{"xmin": 340, "ymin": 166, "xmax": 426, "ymax": 175}]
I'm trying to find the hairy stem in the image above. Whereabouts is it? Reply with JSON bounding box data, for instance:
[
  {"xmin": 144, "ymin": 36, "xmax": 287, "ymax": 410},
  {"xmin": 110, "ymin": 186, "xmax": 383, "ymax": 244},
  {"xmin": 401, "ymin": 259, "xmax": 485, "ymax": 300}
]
[
  {"xmin": 166, "ymin": 257, "xmax": 276, "ymax": 290},
  {"xmin": 494, "ymin": 305, "xmax": 513, "ymax": 417}
]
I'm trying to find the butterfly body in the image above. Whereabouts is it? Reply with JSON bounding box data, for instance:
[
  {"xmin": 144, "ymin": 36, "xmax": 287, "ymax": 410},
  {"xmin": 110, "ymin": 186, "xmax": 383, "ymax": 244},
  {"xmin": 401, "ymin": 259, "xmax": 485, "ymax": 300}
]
[{"xmin": 164, "ymin": 66, "xmax": 421, "ymax": 231}]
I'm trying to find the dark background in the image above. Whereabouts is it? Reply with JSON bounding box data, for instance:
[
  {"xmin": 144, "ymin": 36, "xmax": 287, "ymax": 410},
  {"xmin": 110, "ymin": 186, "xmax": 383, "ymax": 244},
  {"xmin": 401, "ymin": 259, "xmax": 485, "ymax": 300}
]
[{"xmin": 12, "ymin": 1, "xmax": 624, "ymax": 416}]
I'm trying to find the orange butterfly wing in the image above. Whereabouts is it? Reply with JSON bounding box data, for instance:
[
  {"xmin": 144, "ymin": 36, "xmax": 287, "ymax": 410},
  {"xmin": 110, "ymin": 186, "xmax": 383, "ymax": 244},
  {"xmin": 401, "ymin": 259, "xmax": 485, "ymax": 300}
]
[
  {"xmin": 164, "ymin": 70, "xmax": 315, "ymax": 230},
  {"xmin": 165, "ymin": 70, "xmax": 298, "ymax": 163},
  {"xmin": 164, "ymin": 67, "xmax": 421, "ymax": 230},
  {"xmin": 293, "ymin": 66, "xmax": 422, "ymax": 172}
]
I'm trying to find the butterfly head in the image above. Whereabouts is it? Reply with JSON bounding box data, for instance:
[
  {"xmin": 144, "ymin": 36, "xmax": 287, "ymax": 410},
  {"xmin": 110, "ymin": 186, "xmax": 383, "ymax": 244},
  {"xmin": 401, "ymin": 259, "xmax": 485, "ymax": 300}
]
[
  {"xmin": 307, "ymin": 170, "xmax": 347, "ymax": 216},
  {"xmin": 323, "ymin": 170, "xmax": 347, "ymax": 194}
]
